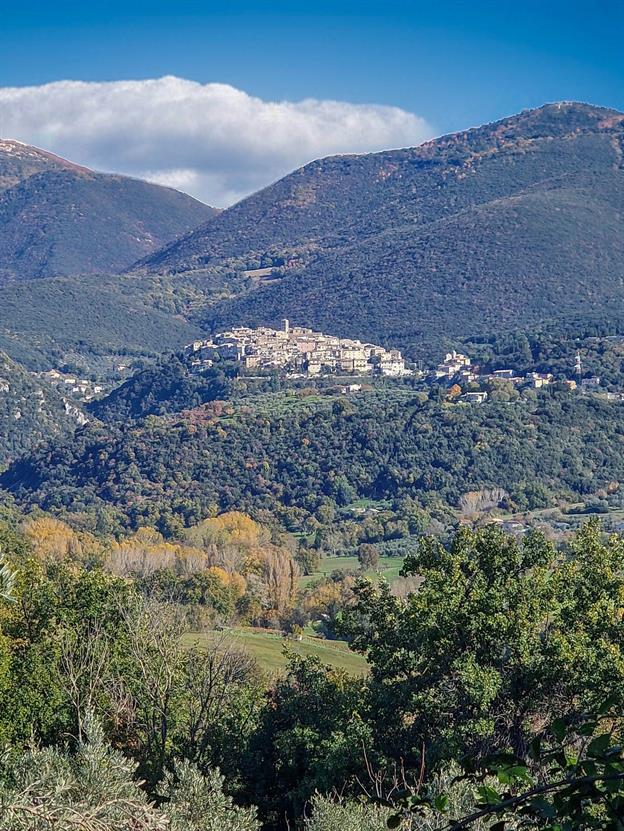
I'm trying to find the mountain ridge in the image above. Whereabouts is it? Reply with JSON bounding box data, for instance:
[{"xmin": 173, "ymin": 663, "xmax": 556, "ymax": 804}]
[
  {"xmin": 134, "ymin": 101, "xmax": 624, "ymax": 272},
  {"xmin": 0, "ymin": 140, "xmax": 217, "ymax": 281},
  {"xmin": 129, "ymin": 101, "xmax": 624, "ymax": 357}
]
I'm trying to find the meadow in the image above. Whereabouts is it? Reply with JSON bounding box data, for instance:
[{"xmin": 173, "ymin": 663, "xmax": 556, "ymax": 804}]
[{"xmin": 183, "ymin": 627, "xmax": 369, "ymax": 675}]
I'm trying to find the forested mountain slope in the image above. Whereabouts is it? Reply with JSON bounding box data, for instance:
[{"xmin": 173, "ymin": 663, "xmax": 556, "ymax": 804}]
[
  {"xmin": 0, "ymin": 352, "xmax": 85, "ymax": 465},
  {"xmin": 0, "ymin": 140, "xmax": 216, "ymax": 281},
  {"xmin": 0, "ymin": 274, "xmax": 207, "ymax": 375},
  {"xmin": 3, "ymin": 390, "xmax": 623, "ymax": 531},
  {"xmin": 136, "ymin": 102, "xmax": 624, "ymax": 356}
]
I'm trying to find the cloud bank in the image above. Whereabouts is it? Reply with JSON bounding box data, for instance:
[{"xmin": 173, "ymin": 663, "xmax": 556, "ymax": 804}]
[{"xmin": 0, "ymin": 77, "xmax": 433, "ymax": 206}]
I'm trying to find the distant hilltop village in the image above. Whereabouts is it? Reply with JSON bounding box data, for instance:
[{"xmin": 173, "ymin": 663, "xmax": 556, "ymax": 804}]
[
  {"xmin": 185, "ymin": 320, "xmax": 412, "ymax": 377},
  {"xmin": 183, "ymin": 325, "xmax": 613, "ymax": 400}
]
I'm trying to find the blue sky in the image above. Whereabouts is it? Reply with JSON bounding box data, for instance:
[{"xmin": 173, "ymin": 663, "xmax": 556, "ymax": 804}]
[
  {"xmin": 0, "ymin": 0, "xmax": 622, "ymax": 205},
  {"xmin": 2, "ymin": 0, "xmax": 622, "ymax": 133}
]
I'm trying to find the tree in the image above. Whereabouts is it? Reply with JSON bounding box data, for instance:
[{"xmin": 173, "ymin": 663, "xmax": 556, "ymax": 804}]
[
  {"xmin": 0, "ymin": 709, "xmax": 260, "ymax": 831},
  {"xmin": 296, "ymin": 546, "xmax": 320, "ymax": 576},
  {"xmin": 0, "ymin": 557, "xmax": 132, "ymax": 747},
  {"xmin": 245, "ymin": 655, "xmax": 372, "ymax": 826},
  {"xmin": 305, "ymin": 794, "xmax": 391, "ymax": 831},
  {"xmin": 391, "ymin": 705, "xmax": 624, "ymax": 830},
  {"xmin": 341, "ymin": 523, "xmax": 624, "ymax": 770},
  {"xmin": 357, "ymin": 544, "xmax": 380, "ymax": 571},
  {"xmin": 0, "ymin": 709, "xmax": 164, "ymax": 830},
  {"xmin": 108, "ymin": 599, "xmax": 261, "ymax": 784},
  {"xmin": 161, "ymin": 760, "xmax": 260, "ymax": 831},
  {"xmin": 0, "ymin": 552, "xmax": 15, "ymax": 604}
]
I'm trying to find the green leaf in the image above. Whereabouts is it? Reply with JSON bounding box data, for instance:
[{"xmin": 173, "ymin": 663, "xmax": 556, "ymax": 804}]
[
  {"xmin": 580, "ymin": 759, "xmax": 598, "ymax": 777},
  {"xmin": 477, "ymin": 785, "xmax": 502, "ymax": 805},
  {"xmin": 598, "ymin": 697, "xmax": 618, "ymax": 715},
  {"xmin": 578, "ymin": 721, "xmax": 598, "ymax": 736},
  {"xmin": 588, "ymin": 733, "xmax": 611, "ymax": 757},
  {"xmin": 529, "ymin": 797, "xmax": 557, "ymax": 819},
  {"xmin": 529, "ymin": 736, "xmax": 542, "ymax": 761},
  {"xmin": 434, "ymin": 794, "xmax": 449, "ymax": 812},
  {"xmin": 551, "ymin": 718, "xmax": 567, "ymax": 742}
]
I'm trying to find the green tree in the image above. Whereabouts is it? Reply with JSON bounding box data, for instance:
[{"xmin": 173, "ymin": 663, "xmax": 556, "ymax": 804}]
[
  {"xmin": 392, "ymin": 705, "xmax": 624, "ymax": 830},
  {"xmin": 0, "ymin": 709, "xmax": 260, "ymax": 831},
  {"xmin": 342, "ymin": 523, "xmax": 624, "ymax": 770},
  {"xmin": 245, "ymin": 655, "xmax": 372, "ymax": 827}
]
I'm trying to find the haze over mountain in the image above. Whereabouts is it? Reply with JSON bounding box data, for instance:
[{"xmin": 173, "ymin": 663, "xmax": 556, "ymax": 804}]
[
  {"xmin": 136, "ymin": 102, "xmax": 624, "ymax": 356},
  {"xmin": 0, "ymin": 139, "xmax": 216, "ymax": 282}
]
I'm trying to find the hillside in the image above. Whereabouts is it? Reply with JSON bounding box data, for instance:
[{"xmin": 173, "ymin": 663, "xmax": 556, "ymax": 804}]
[
  {"xmin": 0, "ymin": 139, "xmax": 91, "ymax": 191},
  {"xmin": 135, "ymin": 102, "xmax": 624, "ymax": 357},
  {"xmin": 0, "ymin": 140, "xmax": 216, "ymax": 281},
  {"xmin": 3, "ymin": 388, "xmax": 624, "ymax": 533},
  {"xmin": 0, "ymin": 273, "xmax": 209, "ymax": 377},
  {"xmin": 87, "ymin": 354, "xmax": 236, "ymax": 421},
  {"xmin": 0, "ymin": 351, "xmax": 85, "ymax": 466}
]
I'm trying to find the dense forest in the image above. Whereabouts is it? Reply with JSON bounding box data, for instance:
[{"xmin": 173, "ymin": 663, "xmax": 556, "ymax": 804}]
[
  {"xmin": 0, "ymin": 351, "xmax": 85, "ymax": 465},
  {"xmin": 3, "ymin": 386, "xmax": 624, "ymax": 538}
]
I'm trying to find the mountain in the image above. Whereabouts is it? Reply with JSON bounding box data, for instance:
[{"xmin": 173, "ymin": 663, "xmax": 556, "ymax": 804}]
[
  {"xmin": 0, "ymin": 140, "xmax": 216, "ymax": 281},
  {"xmin": 0, "ymin": 351, "xmax": 85, "ymax": 466},
  {"xmin": 135, "ymin": 102, "xmax": 624, "ymax": 357},
  {"xmin": 0, "ymin": 273, "xmax": 208, "ymax": 376}
]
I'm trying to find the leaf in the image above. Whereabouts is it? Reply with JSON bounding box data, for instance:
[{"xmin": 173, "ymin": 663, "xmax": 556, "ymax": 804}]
[
  {"xmin": 529, "ymin": 797, "xmax": 557, "ymax": 819},
  {"xmin": 496, "ymin": 766, "xmax": 530, "ymax": 786},
  {"xmin": 477, "ymin": 785, "xmax": 502, "ymax": 805},
  {"xmin": 434, "ymin": 794, "xmax": 449, "ymax": 812},
  {"xmin": 551, "ymin": 718, "xmax": 567, "ymax": 742},
  {"xmin": 598, "ymin": 696, "xmax": 618, "ymax": 715},
  {"xmin": 580, "ymin": 759, "xmax": 598, "ymax": 777},
  {"xmin": 529, "ymin": 736, "xmax": 542, "ymax": 761},
  {"xmin": 588, "ymin": 733, "xmax": 611, "ymax": 757},
  {"xmin": 578, "ymin": 720, "xmax": 598, "ymax": 736}
]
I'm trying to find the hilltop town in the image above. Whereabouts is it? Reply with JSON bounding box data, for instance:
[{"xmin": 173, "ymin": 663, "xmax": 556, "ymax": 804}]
[
  {"xmin": 185, "ymin": 320, "xmax": 412, "ymax": 377},
  {"xmin": 181, "ymin": 322, "xmax": 619, "ymax": 404}
]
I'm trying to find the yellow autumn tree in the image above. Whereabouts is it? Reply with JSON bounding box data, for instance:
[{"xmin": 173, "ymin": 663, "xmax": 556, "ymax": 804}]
[{"xmin": 21, "ymin": 517, "xmax": 102, "ymax": 564}]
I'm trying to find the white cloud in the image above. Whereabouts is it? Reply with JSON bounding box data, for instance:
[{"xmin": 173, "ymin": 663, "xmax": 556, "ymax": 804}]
[{"xmin": 0, "ymin": 76, "xmax": 433, "ymax": 206}]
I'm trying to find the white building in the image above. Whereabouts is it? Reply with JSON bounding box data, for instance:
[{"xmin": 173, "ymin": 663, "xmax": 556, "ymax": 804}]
[{"xmin": 435, "ymin": 351, "xmax": 471, "ymax": 378}]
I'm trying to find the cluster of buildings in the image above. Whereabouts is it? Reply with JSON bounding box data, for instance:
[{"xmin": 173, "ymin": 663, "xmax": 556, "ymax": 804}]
[
  {"xmin": 185, "ymin": 320, "xmax": 412, "ymax": 377},
  {"xmin": 434, "ymin": 350, "xmax": 603, "ymax": 399},
  {"xmin": 37, "ymin": 369, "xmax": 104, "ymax": 403},
  {"xmin": 183, "ymin": 326, "xmax": 613, "ymax": 400}
]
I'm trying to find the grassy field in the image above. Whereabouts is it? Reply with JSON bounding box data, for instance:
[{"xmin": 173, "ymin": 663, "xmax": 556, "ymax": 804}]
[
  {"xmin": 299, "ymin": 554, "xmax": 406, "ymax": 587},
  {"xmin": 183, "ymin": 628, "xmax": 368, "ymax": 676}
]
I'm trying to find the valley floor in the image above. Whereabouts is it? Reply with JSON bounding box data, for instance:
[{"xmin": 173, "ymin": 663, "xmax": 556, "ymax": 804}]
[{"xmin": 183, "ymin": 628, "xmax": 369, "ymax": 675}]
